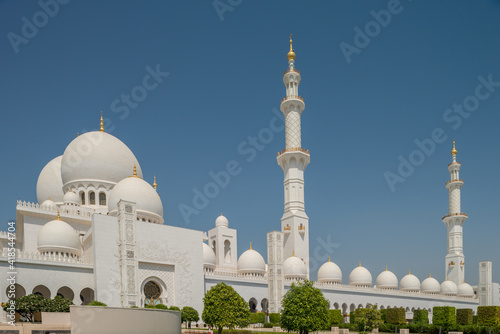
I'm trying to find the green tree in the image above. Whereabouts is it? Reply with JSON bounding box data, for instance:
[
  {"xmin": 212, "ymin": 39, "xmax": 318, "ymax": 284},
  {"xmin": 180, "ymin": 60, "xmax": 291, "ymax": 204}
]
[
  {"xmin": 45, "ymin": 295, "xmax": 73, "ymax": 312},
  {"xmin": 202, "ymin": 282, "xmax": 250, "ymax": 334},
  {"xmin": 181, "ymin": 306, "xmax": 199, "ymax": 328},
  {"xmin": 354, "ymin": 304, "xmax": 381, "ymax": 334},
  {"xmin": 4, "ymin": 294, "xmax": 47, "ymax": 322},
  {"xmin": 280, "ymin": 280, "xmax": 329, "ymax": 334}
]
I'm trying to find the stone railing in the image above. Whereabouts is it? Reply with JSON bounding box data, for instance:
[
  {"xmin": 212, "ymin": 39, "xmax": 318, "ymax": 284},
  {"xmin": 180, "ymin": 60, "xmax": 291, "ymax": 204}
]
[
  {"xmin": 280, "ymin": 95, "xmax": 304, "ymax": 104},
  {"xmin": 0, "ymin": 248, "xmax": 92, "ymax": 266},
  {"xmin": 277, "ymin": 147, "xmax": 310, "ymax": 157},
  {"xmin": 17, "ymin": 200, "xmax": 95, "ymax": 219},
  {"xmin": 283, "ymin": 68, "xmax": 300, "ymax": 76},
  {"xmin": 446, "ymin": 179, "xmax": 464, "ymax": 185},
  {"xmin": 204, "ymin": 268, "xmax": 267, "ymax": 281},
  {"xmin": 442, "ymin": 212, "xmax": 468, "ymax": 220}
]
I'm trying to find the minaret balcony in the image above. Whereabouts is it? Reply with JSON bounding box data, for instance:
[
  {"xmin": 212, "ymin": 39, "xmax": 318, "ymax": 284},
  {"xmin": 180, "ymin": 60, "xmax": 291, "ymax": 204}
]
[
  {"xmin": 448, "ymin": 162, "xmax": 461, "ymax": 167},
  {"xmin": 442, "ymin": 212, "xmax": 468, "ymax": 220},
  {"xmin": 281, "ymin": 95, "xmax": 304, "ymax": 104},
  {"xmin": 283, "ymin": 68, "xmax": 301, "ymax": 76},
  {"xmin": 277, "ymin": 147, "xmax": 310, "ymax": 157},
  {"xmin": 446, "ymin": 179, "xmax": 463, "ymax": 186}
]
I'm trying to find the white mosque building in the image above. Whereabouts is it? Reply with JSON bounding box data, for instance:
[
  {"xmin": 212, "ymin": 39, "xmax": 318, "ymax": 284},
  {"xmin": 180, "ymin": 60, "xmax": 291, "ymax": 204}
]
[{"xmin": 1, "ymin": 37, "xmax": 498, "ymax": 322}]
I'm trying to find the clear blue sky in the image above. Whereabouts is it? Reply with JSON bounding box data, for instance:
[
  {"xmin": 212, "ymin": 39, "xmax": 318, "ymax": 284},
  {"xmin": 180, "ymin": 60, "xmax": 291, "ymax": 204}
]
[{"xmin": 1, "ymin": 1, "xmax": 499, "ymax": 284}]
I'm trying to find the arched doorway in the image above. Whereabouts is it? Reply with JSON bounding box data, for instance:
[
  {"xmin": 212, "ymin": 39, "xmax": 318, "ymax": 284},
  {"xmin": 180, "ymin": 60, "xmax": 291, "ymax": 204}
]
[
  {"xmin": 32, "ymin": 285, "xmax": 51, "ymax": 298},
  {"xmin": 224, "ymin": 240, "xmax": 231, "ymax": 264},
  {"xmin": 57, "ymin": 286, "xmax": 74, "ymax": 301},
  {"xmin": 249, "ymin": 298, "xmax": 257, "ymax": 313},
  {"xmin": 79, "ymin": 288, "xmax": 94, "ymax": 305},
  {"xmin": 334, "ymin": 302, "xmax": 340, "ymax": 310},
  {"xmin": 261, "ymin": 298, "xmax": 269, "ymax": 314}
]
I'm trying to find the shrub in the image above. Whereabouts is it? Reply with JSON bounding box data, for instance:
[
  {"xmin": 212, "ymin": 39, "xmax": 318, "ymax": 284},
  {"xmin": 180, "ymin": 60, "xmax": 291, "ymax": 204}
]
[
  {"xmin": 145, "ymin": 305, "xmax": 155, "ymax": 308},
  {"xmin": 457, "ymin": 309, "xmax": 474, "ymax": 325},
  {"xmin": 45, "ymin": 295, "xmax": 73, "ymax": 312},
  {"xmin": 432, "ymin": 306, "xmax": 456, "ymax": 328},
  {"xmin": 169, "ymin": 306, "xmax": 180, "ymax": 311},
  {"xmin": 413, "ymin": 309, "xmax": 429, "ymax": 324},
  {"xmin": 378, "ymin": 322, "xmax": 395, "ymax": 333},
  {"xmin": 269, "ymin": 312, "xmax": 280, "ymax": 324},
  {"xmin": 88, "ymin": 301, "xmax": 107, "ymax": 307},
  {"xmin": 257, "ymin": 312, "xmax": 265, "ymax": 324},
  {"xmin": 328, "ymin": 309, "xmax": 343, "ymax": 326},
  {"xmin": 130, "ymin": 306, "xmax": 139, "ymax": 308},
  {"xmin": 249, "ymin": 313, "xmax": 260, "ymax": 324},
  {"xmin": 263, "ymin": 322, "xmax": 274, "ymax": 328},
  {"xmin": 478, "ymin": 306, "xmax": 500, "ymax": 326},
  {"xmin": 380, "ymin": 309, "xmax": 386, "ymax": 322},
  {"xmin": 386, "ymin": 308, "xmax": 406, "ymax": 325},
  {"xmin": 154, "ymin": 304, "xmax": 168, "ymax": 310},
  {"xmin": 473, "ymin": 315, "xmax": 478, "ymax": 324},
  {"xmin": 3, "ymin": 294, "xmax": 47, "ymax": 322}
]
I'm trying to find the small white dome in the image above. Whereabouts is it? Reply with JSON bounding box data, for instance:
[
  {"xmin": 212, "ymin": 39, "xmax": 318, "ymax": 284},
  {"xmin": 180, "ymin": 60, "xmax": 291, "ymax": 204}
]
[
  {"xmin": 400, "ymin": 272, "xmax": 421, "ymax": 292},
  {"xmin": 283, "ymin": 255, "xmax": 307, "ymax": 279},
  {"xmin": 63, "ymin": 191, "xmax": 80, "ymax": 206},
  {"xmin": 108, "ymin": 175, "xmax": 163, "ymax": 224},
  {"xmin": 440, "ymin": 279, "xmax": 458, "ymax": 295},
  {"xmin": 61, "ymin": 131, "xmax": 142, "ymax": 186},
  {"xmin": 203, "ymin": 243, "xmax": 216, "ymax": 270},
  {"xmin": 457, "ymin": 282, "xmax": 474, "ymax": 297},
  {"xmin": 317, "ymin": 258, "xmax": 342, "ymax": 284},
  {"xmin": 349, "ymin": 264, "xmax": 372, "ymax": 287},
  {"xmin": 37, "ymin": 215, "xmax": 81, "ymax": 256},
  {"xmin": 375, "ymin": 268, "xmax": 398, "ymax": 289},
  {"xmin": 215, "ymin": 214, "xmax": 228, "ymax": 227},
  {"xmin": 421, "ymin": 276, "xmax": 441, "ymax": 294},
  {"xmin": 40, "ymin": 199, "xmax": 57, "ymax": 209},
  {"xmin": 237, "ymin": 245, "xmax": 266, "ymax": 274},
  {"xmin": 36, "ymin": 156, "xmax": 64, "ymax": 204}
]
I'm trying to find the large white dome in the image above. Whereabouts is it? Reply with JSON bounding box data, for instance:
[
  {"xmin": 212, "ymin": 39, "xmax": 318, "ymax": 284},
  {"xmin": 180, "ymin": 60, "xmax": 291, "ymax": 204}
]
[
  {"xmin": 37, "ymin": 215, "xmax": 81, "ymax": 256},
  {"xmin": 283, "ymin": 255, "xmax": 307, "ymax": 279},
  {"xmin": 440, "ymin": 279, "xmax": 458, "ymax": 295},
  {"xmin": 375, "ymin": 268, "xmax": 398, "ymax": 290},
  {"xmin": 349, "ymin": 264, "xmax": 372, "ymax": 287},
  {"xmin": 237, "ymin": 245, "xmax": 266, "ymax": 274},
  {"xmin": 36, "ymin": 156, "xmax": 64, "ymax": 204},
  {"xmin": 317, "ymin": 258, "xmax": 342, "ymax": 284},
  {"xmin": 108, "ymin": 175, "xmax": 163, "ymax": 224},
  {"xmin": 457, "ymin": 282, "xmax": 474, "ymax": 297},
  {"xmin": 61, "ymin": 131, "xmax": 142, "ymax": 186},
  {"xmin": 421, "ymin": 275, "xmax": 441, "ymax": 294},
  {"xmin": 400, "ymin": 272, "xmax": 421, "ymax": 292},
  {"xmin": 203, "ymin": 243, "xmax": 216, "ymax": 270}
]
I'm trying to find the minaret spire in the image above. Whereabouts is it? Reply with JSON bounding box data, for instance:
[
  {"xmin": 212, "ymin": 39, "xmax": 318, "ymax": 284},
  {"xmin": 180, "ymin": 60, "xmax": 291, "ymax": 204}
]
[
  {"xmin": 443, "ymin": 139, "xmax": 467, "ymax": 286},
  {"xmin": 277, "ymin": 36, "xmax": 310, "ymax": 278},
  {"xmin": 100, "ymin": 111, "xmax": 105, "ymax": 132},
  {"xmin": 153, "ymin": 175, "xmax": 157, "ymax": 190}
]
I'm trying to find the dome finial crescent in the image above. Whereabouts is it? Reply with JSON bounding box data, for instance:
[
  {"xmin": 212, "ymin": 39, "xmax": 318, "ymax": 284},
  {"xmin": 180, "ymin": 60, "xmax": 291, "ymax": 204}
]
[
  {"xmin": 100, "ymin": 111, "xmax": 105, "ymax": 132},
  {"xmin": 386, "ymin": 265, "xmax": 388, "ymax": 271},
  {"xmin": 328, "ymin": 255, "xmax": 331, "ymax": 262},
  {"xmin": 359, "ymin": 261, "xmax": 361, "ymax": 267},
  {"xmin": 249, "ymin": 242, "xmax": 252, "ymax": 250},
  {"xmin": 153, "ymin": 175, "xmax": 157, "ymax": 190},
  {"xmin": 57, "ymin": 211, "xmax": 60, "ymax": 220},
  {"xmin": 287, "ymin": 34, "xmax": 296, "ymax": 61},
  {"xmin": 292, "ymin": 249, "xmax": 295, "ymax": 257},
  {"xmin": 451, "ymin": 139, "xmax": 457, "ymax": 156}
]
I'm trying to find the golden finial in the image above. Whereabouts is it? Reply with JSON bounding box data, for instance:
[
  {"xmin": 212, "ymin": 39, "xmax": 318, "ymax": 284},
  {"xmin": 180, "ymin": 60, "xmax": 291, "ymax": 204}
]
[
  {"xmin": 100, "ymin": 111, "xmax": 105, "ymax": 132},
  {"xmin": 220, "ymin": 213, "xmax": 223, "ymax": 216},
  {"xmin": 451, "ymin": 139, "xmax": 457, "ymax": 156},
  {"xmin": 249, "ymin": 242, "xmax": 252, "ymax": 250},
  {"xmin": 359, "ymin": 261, "xmax": 361, "ymax": 267},
  {"xmin": 77, "ymin": 132, "xmax": 79, "ymax": 137},
  {"xmin": 429, "ymin": 273, "xmax": 432, "ymax": 278},
  {"xmin": 57, "ymin": 211, "xmax": 60, "ymax": 220},
  {"xmin": 292, "ymin": 249, "xmax": 295, "ymax": 257},
  {"xmin": 133, "ymin": 165, "xmax": 137, "ymax": 177},
  {"xmin": 446, "ymin": 276, "xmax": 449, "ymax": 281},
  {"xmin": 287, "ymin": 34, "xmax": 296, "ymax": 61},
  {"xmin": 153, "ymin": 175, "xmax": 157, "ymax": 190},
  {"xmin": 409, "ymin": 269, "xmax": 411, "ymax": 275},
  {"xmin": 328, "ymin": 256, "xmax": 331, "ymax": 262},
  {"xmin": 386, "ymin": 265, "xmax": 388, "ymax": 271}
]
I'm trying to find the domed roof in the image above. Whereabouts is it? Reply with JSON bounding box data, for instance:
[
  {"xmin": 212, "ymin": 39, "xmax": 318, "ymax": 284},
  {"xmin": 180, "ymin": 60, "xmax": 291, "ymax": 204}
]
[
  {"xmin": 63, "ymin": 191, "xmax": 80, "ymax": 205},
  {"xmin": 421, "ymin": 275, "xmax": 441, "ymax": 294},
  {"xmin": 215, "ymin": 214, "xmax": 228, "ymax": 227},
  {"xmin": 61, "ymin": 131, "xmax": 142, "ymax": 186},
  {"xmin": 317, "ymin": 257, "xmax": 342, "ymax": 283},
  {"xmin": 440, "ymin": 279, "xmax": 458, "ymax": 295},
  {"xmin": 457, "ymin": 282, "xmax": 474, "ymax": 297},
  {"xmin": 37, "ymin": 156, "xmax": 64, "ymax": 204},
  {"xmin": 108, "ymin": 173, "xmax": 163, "ymax": 223},
  {"xmin": 37, "ymin": 213, "xmax": 81, "ymax": 256},
  {"xmin": 349, "ymin": 263, "xmax": 372, "ymax": 287},
  {"xmin": 375, "ymin": 267, "xmax": 398, "ymax": 289},
  {"xmin": 283, "ymin": 253, "xmax": 307, "ymax": 279},
  {"xmin": 400, "ymin": 271, "xmax": 421, "ymax": 292},
  {"xmin": 40, "ymin": 199, "xmax": 57, "ymax": 209},
  {"xmin": 237, "ymin": 244, "xmax": 266, "ymax": 274},
  {"xmin": 203, "ymin": 243, "xmax": 216, "ymax": 270}
]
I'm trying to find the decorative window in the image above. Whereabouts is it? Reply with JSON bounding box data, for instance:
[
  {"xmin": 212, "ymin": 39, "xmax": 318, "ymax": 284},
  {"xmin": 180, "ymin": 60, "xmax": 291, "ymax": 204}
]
[
  {"xmin": 99, "ymin": 192, "xmax": 106, "ymax": 206},
  {"xmin": 144, "ymin": 281, "xmax": 161, "ymax": 306},
  {"xmin": 80, "ymin": 192, "xmax": 85, "ymax": 205},
  {"xmin": 89, "ymin": 192, "xmax": 95, "ymax": 205}
]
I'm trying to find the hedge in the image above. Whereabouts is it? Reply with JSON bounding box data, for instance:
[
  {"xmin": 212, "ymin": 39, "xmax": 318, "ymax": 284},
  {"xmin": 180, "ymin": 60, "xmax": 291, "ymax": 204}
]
[
  {"xmin": 154, "ymin": 304, "xmax": 168, "ymax": 310},
  {"xmin": 477, "ymin": 306, "xmax": 500, "ymax": 326},
  {"xmin": 269, "ymin": 313, "xmax": 280, "ymax": 324},
  {"xmin": 386, "ymin": 307, "xmax": 406, "ymax": 325},
  {"xmin": 413, "ymin": 309, "xmax": 429, "ymax": 324},
  {"xmin": 88, "ymin": 301, "xmax": 107, "ymax": 307},
  {"xmin": 380, "ymin": 309, "xmax": 387, "ymax": 322},
  {"xmin": 328, "ymin": 309, "xmax": 343, "ymax": 325},
  {"xmin": 249, "ymin": 313, "xmax": 260, "ymax": 324},
  {"xmin": 457, "ymin": 309, "xmax": 474, "ymax": 325},
  {"xmin": 432, "ymin": 306, "xmax": 456, "ymax": 327}
]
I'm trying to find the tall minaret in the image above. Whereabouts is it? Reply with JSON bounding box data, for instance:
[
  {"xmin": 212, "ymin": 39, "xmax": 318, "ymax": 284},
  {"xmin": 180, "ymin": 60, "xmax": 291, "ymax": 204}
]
[
  {"xmin": 443, "ymin": 139, "xmax": 467, "ymax": 285},
  {"xmin": 277, "ymin": 35, "xmax": 310, "ymax": 278}
]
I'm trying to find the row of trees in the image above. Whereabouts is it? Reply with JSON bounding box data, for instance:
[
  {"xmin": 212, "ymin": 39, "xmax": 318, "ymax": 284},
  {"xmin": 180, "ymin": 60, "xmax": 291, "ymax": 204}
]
[{"xmin": 2, "ymin": 294, "xmax": 73, "ymax": 322}]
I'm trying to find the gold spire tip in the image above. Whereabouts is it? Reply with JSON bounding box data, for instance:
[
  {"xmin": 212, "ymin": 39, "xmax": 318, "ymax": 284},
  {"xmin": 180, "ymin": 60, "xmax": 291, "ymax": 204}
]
[
  {"xmin": 385, "ymin": 265, "xmax": 388, "ymax": 271},
  {"xmin": 328, "ymin": 255, "xmax": 331, "ymax": 262},
  {"xmin": 100, "ymin": 111, "xmax": 104, "ymax": 132},
  {"xmin": 429, "ymin": 273, "xmax": 432, "ymax": 278},
  {"xmin": 133, "ymin": 165, "xmax": 137, "ymax": 177},
  {"xmin": 153, "ymin": 175, "xmax": 157, "ymax": 189},
  {"xmin": 292, "ymin": 249, "xmax": 295, "ymax": 257},
  {"xmin": 249, "ymin": 242, "xmax": 252, "ymax": 250},
  {"xmin": 359, "ymin": 261, "xmax": 361, "ymax": 267},
  {"xmin": 287, "ymin": 34, "xmax": 296, "ymax": 61},
  {"xmin": 409, "ymin": 269, "xmax": 411, "ymax": 275},
  {"xmin": 57, "ymin": 211, "xmax": 60, "ymax": 220},
  {"xmin": 451, "ymin": 139, "xmax": 457, "ymax": 156}
]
